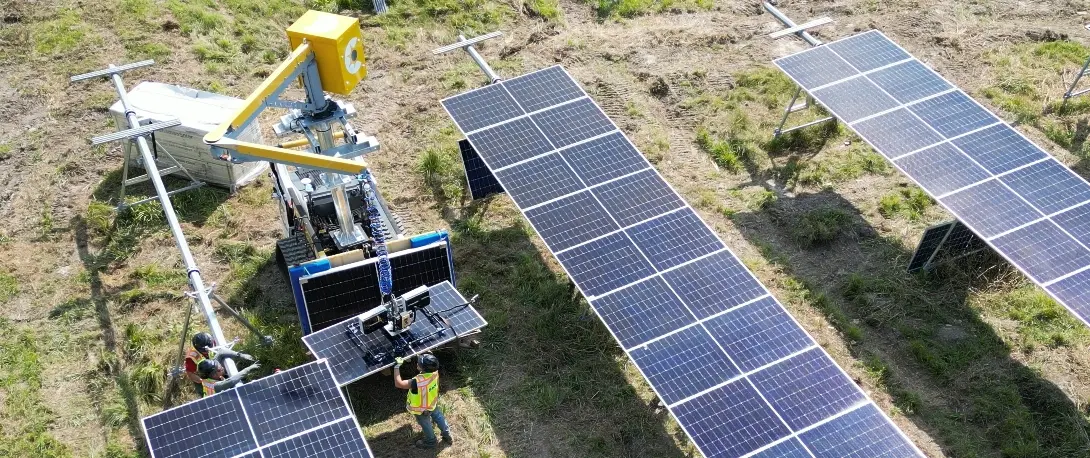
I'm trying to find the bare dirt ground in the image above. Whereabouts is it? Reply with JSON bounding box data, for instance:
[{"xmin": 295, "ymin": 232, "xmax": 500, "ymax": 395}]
[{"xmin": 4, "ymin": 0, "xmax": 1090, "ymax": 457}]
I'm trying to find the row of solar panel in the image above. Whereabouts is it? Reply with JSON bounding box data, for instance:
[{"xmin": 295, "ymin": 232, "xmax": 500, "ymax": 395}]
[
  {"xmin": 442, "ymin": 66, "xmax": 920, "ymax": 457},
  {"xmin": 303, "ymin": 281, "xmax": 487, "ymax": 386},
  {"xmin": 775, "ymin": 31, "xmax": 1090, "ymax": 326},
  {"xmin": 143, "ymin": 360, "xmax": 371, "ymax": 458}
]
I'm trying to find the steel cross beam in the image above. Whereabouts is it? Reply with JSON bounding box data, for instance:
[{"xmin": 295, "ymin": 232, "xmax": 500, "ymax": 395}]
[
  {"xmin": 433, "ymin": 32, "xmax": 504, "ymax": 84},
  {"xmin": 763, "ymin": 2, "xmax": 838, "ymax": 137}
]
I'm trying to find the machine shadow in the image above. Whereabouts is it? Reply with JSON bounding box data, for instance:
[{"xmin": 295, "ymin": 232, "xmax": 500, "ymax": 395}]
[{"xmin": 731, "ymin": 189, "xmax": 1090, "ymax": 455}]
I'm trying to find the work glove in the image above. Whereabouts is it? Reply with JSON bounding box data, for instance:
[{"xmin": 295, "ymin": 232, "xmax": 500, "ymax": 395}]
[
  {"xmin": 394, "ymin": 357, "xmax": 404, "ymax": 368},
  {"xmin": 244, "ymin": 362, "xmax": 261, "ymax": 373},
  {"xmin": 238, "ymin": 353, "xmax": 255, "ymax": 362}
]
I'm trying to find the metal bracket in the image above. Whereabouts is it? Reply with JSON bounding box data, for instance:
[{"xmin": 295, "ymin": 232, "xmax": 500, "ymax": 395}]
[
  {"xmin": 433, "ymin": 32, "xmax": 504, "ymax": 84},
  {"xmin": 768, "ymin": 17, "xmax": 833, "ymax": 40},
  {"xmin": 91, "ymin": 119, "xmax": 180, "ymax": 145},
  {"xmin": 773, "ymin": 87, "xmax": 836, "ymax": 137},
  {"xmin": 1063, "ymin": 30, "xmax": 1090, "ymax": 107},
  {"xmin": 118, "ymin": 134, "xmax": 205, "ymax": 210},
  {"xmin": 765, "ymin": 2, "xmax": 837, "ymax": 137},
  {"xmin": 191, "ymin": 283, "xmax": 275, "ymax": 346}
]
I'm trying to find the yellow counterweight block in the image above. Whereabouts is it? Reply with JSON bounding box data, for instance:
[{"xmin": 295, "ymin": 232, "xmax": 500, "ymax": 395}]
[{"xmin": 287, "ymin": 10, "xmax": 366, "ymax": 95}]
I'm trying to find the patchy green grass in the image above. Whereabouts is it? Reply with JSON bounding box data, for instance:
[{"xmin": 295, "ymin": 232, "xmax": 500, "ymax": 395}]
[
  {"xmin": 523, "ymin": 0, "xmax": 563, "ymax": 20},
  {"xmin": 586, "ymin": 0, "xmax": 713, "ymax": 19},
  {"xmin": 879, "ymin": 188, "xmax": 933, "ymax": 221},
  {"xmin": 0, "ymin": 273, "xmax": 17, "ymax": 303},
  {"xmin": 31, "ymin": 8, "xmax": 92, "ymax": 57},
  {"xmin": 0, "ymin": 320, "xmax": 69, "ymax": 457},
  {"xmin": 790, "ymin": 207, "xmax": 854, "ymax": 247},
  {"xmin": 982, "ymin": 40, "xmax": 1090, "ymax": 158},
  {"xmin": 785, "ymin": 144, "xmax": 891, "ymax": 189},
  {"xmin": 983, "ymin": 286, "xmax": 1090, "ymax": 351}
]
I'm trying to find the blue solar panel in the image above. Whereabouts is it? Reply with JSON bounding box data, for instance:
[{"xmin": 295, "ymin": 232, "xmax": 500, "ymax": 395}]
[
  {"xmin": 939, "ymin": 180, "xmax": 1041, "ymax": 237},
  {"xmin": 524, "ymin": 191, "xmax": 618, "ymax": 252},
  {"xmin": 800, "ymin": 404, "xmax": 918, "ymax": 458},
  {"xmin": 775, "ymin": 46, "xmax": 859, "ymax": 89},
  {"xmin": 143, "ymin": 390, "xmax": 255, "ymax": 458},
  {"xmin": 990, "ymin": 220, "xmax": 1090, "ymax": 283},
  {"xmin": 906, "ymin": 91, "xmax": 997, "ymax": 138},
  {"xmin": 555, "ymin": 232, "xmax": 655, "ymax": 297},
  {"xmin": 589, "ymin": 277, "xmax": 696, "ymax": 348},
  {"xmin": 494, "ymin": 153, "xmax": 584, "ymax": 208},
  {"xmin": 852, "ymin": 109, "xmax": 944, "ymax": 159},
  {"xmin": 627, "ymin": 209, "xmax": 723, "ymax": 271},
  {"xmin": 440, "ymin": 83, "xmax": 524, "ymax": 133},
  {"xmin": 530, "ymin": 98, "xmax": 615, "ymax": 148},
  {"xmin": 466, "ymin": 117, "xmax": 554, "ymax": 169},
  {"xmin": 893, "ymin": 143, "xmax": 991, "ymax": 196},
  {"xmin": 825, "ymin": 30, "xmax": 911, "ymax": 72},
  {"xmin": 813, "ymin": 77, "xmax": 899, "ymax": 122},
  {"xmin": 867, "ymin": 60, "xmax": 951, "ymax": 104},
  {"xmin": 262, "ymin": 418, "xmax": 371, "ymax": 458},
  {"xmin": 629, "ymin": 326, "xmax": 738, "ymax": 405},
  {"xmin": 1053, "ymin": 203, "xmax": 1090, "ymax": 246},
  {"xmin": 703, "ymin": 296, "xmax": 815, "ymax": 373},
  {"xmin": 236, "ymin": 361, "xmax": 351, "ymax": 446},
  {"xmin": 673, "ymin": 380, "xmax": 792, "ymax": 457},
  {"xmin": 444, "ymin": 64, "xmax": 921, "ymax": 458},
  {"xmin": 501, "ymin": 65, "xmax": 584, "ymax": 112},
  {"xmin": 1045, "ymin": 269, "xmax": 1090, "ymax": 324},
  {"xmin": 749, "ymin": 348, "xmax": 865, "ymax": 430},
  {"xmin": 751, "ymin": 438, "xmax": 812, "ymax": 458},
  {"xmin": 950, "ymin": 124, "xmax": 1047, "ymax": 175},
  {"xmin": 999, "ymin": 160, "xmax": 1090, "ymax": 215},
  {"xmin": 559, "ymin": 131, "xmax": 648, "ymax": 186},
  {"xmin": 593, "ymin": 169, "xmax": 685, "ymax": 226},
  {"xmin": 662, "ymin": 250, "xmax": 765, "ymax": 320}
]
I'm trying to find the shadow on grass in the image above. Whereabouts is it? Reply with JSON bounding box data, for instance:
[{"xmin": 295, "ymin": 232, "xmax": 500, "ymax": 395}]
[{"xmin": 732, "ymin": 190, "xmax": 1090, "ymax": 457}]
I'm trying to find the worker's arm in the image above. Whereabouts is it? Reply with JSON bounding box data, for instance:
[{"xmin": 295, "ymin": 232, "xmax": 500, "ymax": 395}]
[
  {"xmin": 393, "ymin": 358, "xmax": 410, "ymax": 390},
  {"xmin": 215, "ymin": 363, "xmax": 261, "ymax": 391}
]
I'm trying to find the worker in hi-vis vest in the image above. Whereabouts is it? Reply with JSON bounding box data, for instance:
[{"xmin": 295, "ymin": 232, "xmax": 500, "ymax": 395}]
[
  {"xmin": 196, "ymin": 348, "xmax": 259, "ymax": 396},
  {"xmin": 184, "ymin": 333, "xmax": 216, "ymax": 396},
  {"xmin": 394, "ymin": 353, "xmax": 452, "ymax": 448}
]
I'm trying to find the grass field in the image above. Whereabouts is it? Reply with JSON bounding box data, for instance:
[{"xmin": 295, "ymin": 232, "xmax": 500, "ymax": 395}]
[{"xmin": 4, "ymin": 0, "xmax": 1090, "ymax": 457}]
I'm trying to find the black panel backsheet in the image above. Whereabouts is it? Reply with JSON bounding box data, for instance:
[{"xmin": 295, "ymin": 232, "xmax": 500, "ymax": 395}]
[{"xmin": 460, "ymin": 139, "xmax": 505, "ymax": 200}]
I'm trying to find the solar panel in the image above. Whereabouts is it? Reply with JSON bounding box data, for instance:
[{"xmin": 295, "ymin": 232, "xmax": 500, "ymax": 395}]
[
  {"xmin": 303, "ymin": 281, "xmax": 486, "ymax": 386},
  {"xmin": 299, "ymin": 241, "xmax": 453, "ymax": 332},
  {"xmin": 142, "ymin": 360, "xmax": 372, "ymax": 458},
  {"xmin": 908, "ymin": 221, "xmax": 989, "ymax": 272},
  {"xmin": 775, "ymin": 29, "xmax": 1090, "ymax": 331},
  {"xmin": 441, "ymin": 65, "xmax": 921, "ymax": 457},
  {"xmin": 459, "ymin": 139, "xmax": 504, "ymax": 200}
]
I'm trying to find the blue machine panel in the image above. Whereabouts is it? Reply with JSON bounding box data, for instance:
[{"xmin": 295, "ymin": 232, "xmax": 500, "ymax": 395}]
[
  {"xmin": 703, "ymin": 297, "xmax": 815, "ymax": 373},
  {"xmin": 589, "ymin": 277, "xmax": 696, "ymax": 349},
  {"xmin": 629, "ymin": 326, "xmax": 739, "ymax": 405}
]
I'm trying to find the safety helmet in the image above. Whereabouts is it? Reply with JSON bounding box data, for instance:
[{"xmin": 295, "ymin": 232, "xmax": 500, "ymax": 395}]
[
  {"xmin": 418, "ymin": 353, "xmax": 439, "ymax": 372},
  {"xmin": 192, "ymin": 332, "xmax": 214, "ymax": 353},
  {"xmin": 197, "ymin": 359, "xmax": 219, "ymax": 378}
]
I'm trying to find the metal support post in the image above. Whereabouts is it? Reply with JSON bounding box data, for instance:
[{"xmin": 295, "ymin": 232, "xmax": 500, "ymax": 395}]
[
  {"xmin": 433, "ymin": 32, "xmax": 504, "ymax": 84},
  {"xmin": 73, "ymin": 63, "xmax": 238, "ymax": 376},
  {"xmin": 764, "ymin": 1, "xmax": 837, "ymax": 137},
  {"xmin": 1063, "ymin": 54, "xmax": 1090, "ymax": 107},
  {"xmin": 209, "ymin": 291, "xmax": 275, "ymax": 346}
]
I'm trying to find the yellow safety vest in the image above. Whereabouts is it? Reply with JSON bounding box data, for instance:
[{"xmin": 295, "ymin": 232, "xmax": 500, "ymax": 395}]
[
  {"xmin": 405, "ymin": 372, "xmax": 439, "ymax": 414},
  {"xmin": 201, "ymin": 378, "xmax": 216, "ymax": 397},
  {"xmin": 185, "ymin": 347, "xmax": 214, "ymax": 370}
]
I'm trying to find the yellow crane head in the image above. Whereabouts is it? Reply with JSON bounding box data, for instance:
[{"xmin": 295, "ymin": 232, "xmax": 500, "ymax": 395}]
[{"xmin": 286, "ymin": 10, "xmax": 367, "ymax": 95}]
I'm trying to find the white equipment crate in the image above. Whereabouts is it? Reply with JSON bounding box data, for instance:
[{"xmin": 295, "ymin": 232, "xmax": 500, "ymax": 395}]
[{"xmin": 109, "ymin": 82, "xmax": 267, "ymax": 191}]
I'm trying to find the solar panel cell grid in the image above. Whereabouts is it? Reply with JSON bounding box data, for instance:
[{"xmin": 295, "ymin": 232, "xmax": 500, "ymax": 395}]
[
  {"xmin": 990, "ymin": 220, "xmax": 1090, "ymax": 283},
  {"xmin": 588, "ymin": 277, "xmax": 696, "ymax": 349},
  {"xmin": 555, "ymin": 232, "xmax": 656, "ymax": 297},
  {"xmin": 893, "ymin": 142, "xmax": 992, "ymax": 196},
  {"xmin": 236, "ymin": 361, "xmax": 349, "ymax": 446},
  {"xmin": 628, "ymin": 326, "xmax": 739, "ymax": 405},
  {"xmin": 673, "ymin": 380, "xmax": 792, "ymax": 458},
  {"xmin": 867, "ymin": 60, "xmax": 952, "ymax": 104},
  {"xmin": 825, "ymin": 30, "xmax": 911, "ymax": 72},
  {"xmin": 459, "ymin": 139, "xmax": 505, "ymax": 200},
  {"xmin": 261, "ymin": 418, "xmax": 372, "ymax": 458},
  {"xmin": 906, "ymin": 91, "xmax": 997, "ymax": 138},
  {"xmin": 662, "ymin": 250, "xmax": 766, "ymax": 320},
  {"xmin": 559, "ymin": 131, "xmax": 648, "ymax": 186},
  {"xmin": 1045, "ymin": 268, "xmax": 1090, "ymax": 323},
  {"xmin": 812, "ymin": 77, "xmax": 899, "ymax": 122},
  {"xmin": 144, "ymin": 392, "xmax": 255, "ymax": 458},
  {"xmin": 1052, "ymin": 203, "xmax": 1090, "ymax": 247},
  {"xmin": 852, "ymin": 109, "xmax": 944, "ymax": 158},
  {"xmin": 493, "ymin": 153, "xmax": 584, "ymax": 208},
  {"xmin": 523, "ymin": 191, "xmax": 618, "ymax": 252},
  {"xmin": 627, "ymin": 208, "xmax": 723, "ymax": 271},
  {"xmin": 592, "ymin": 169, "xmax": 686, "ymax": 226},
  {"xmin": 751, "ymin": 438, "xmax": 812, "ymax": 458},
  {"xmin": 907, "ymin": 222, "xmax": 953, "ymax": 272},
  {"xmin": 466, "ymin": 117, "xmax": 554, "ymax": 169},
  {"xmin": 950, "ymin": 124, "xmax": 1047, "ymax": 175},
  {"xmin": 530, "ymin": 98, "xmax": 615, "ymax": 148},
  {"xmin": 749, "ymin": 348, "xmax": 866, "ymax": 431},
  {"xmin": 938, "ymin": 179, "xmax": 1041, "ymax": 238},
  {"xmin": 998, "ymin": 160, "xmax": 1090, "ymax": 215},
  {"xmin": 702, "ymin": 296, "xmax": 815, "ymax": 373},
  {"xmin": 774, "ymin": 46, "xmax": 859, "ymax": 89},
  {"xmin": 799, "ymin": 404, "xmax": 919, "ymax": 458},
  {"xmin": 501, "ymin": 65, "xmax": 585, "ymax": 112},
  {"xmin": 439, "ymin": 83, "xmax": 523, "ymax": 133}
]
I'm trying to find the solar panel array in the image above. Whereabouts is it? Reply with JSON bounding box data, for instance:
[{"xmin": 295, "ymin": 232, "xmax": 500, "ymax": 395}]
[
  {"xmin": 459, "ymin": 139, "xmax": 505, "ymax": 200},
  {"xmin": 300, "ymin": 242, "xmax": 453, "ymax": 332},
  {"xmin": 142, "ymin": 360, "xmax": 371, "ymax": 458},
  {"xmin": 442, "ymin": 65, "xmax": 921, "ymax": 458},
  {"xmin": 775, "ymin": 30, "xmax": 1090, "ymax": 328},
  {"xmin": 304, "ymin": 281, "xmax": 487, "ymax": 386}
]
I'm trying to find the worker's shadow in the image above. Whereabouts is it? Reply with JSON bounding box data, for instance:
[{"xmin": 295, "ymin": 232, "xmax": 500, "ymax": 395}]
[
  {"xmin": 730, "ymin": 188, "xmax": 1090, "ymax": 455},
  {"xmin": 358, "ymin": 199, "xmax": 691, "ymax": 457}
]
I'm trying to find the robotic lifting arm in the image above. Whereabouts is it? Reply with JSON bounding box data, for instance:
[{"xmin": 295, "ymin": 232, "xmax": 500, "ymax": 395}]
[{"xmin": 203, "ymin": 11, "xmax": 376, "ymax": 175}]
